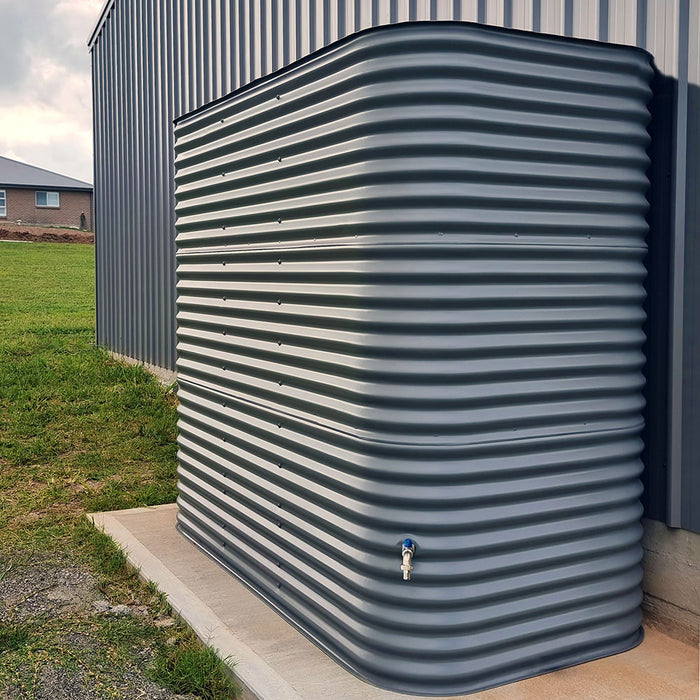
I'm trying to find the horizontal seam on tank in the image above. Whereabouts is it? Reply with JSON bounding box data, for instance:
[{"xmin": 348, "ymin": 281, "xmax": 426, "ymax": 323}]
[{"xmin": 177, "ymin": 376, "xmax": 644, "ymax": 448}]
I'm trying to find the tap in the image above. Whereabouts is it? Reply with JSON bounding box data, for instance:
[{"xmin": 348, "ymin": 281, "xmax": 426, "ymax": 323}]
[{"xmin": 401, "ymin": 539, "xmax": 415, "ymax": 581}]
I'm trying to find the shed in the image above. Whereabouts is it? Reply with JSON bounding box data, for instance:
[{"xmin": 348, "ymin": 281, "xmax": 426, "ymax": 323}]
[{"xmin": 88, "ymin": 0, "xmax": 700, "ymax": 654}]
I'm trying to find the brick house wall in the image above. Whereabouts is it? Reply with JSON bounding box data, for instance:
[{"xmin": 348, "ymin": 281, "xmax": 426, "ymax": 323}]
[{"xmin": 0, "ymin": 187, "xmax": 93, "ymax": 230}]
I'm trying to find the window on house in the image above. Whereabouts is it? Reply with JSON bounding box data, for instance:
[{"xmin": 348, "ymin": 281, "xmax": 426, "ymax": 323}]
[
  {"xmin": 0, "ymin": 190, "xmax": 5, "ymax": 217},
  {"xmin": 36, "ymin": 191, "xmax": 60, "ymax": 208}
]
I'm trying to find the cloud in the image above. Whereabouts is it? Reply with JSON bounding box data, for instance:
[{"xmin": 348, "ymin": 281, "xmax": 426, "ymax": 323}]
[{"xmin": 0, "ymin": 0, "xmax": 102, "ymax": 183}]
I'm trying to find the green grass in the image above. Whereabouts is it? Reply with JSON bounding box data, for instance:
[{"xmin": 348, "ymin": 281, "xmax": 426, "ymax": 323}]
[
  {"xmin": 153, "ymin": 642, "xmax": 238, "ymax": 699},
  {"xmin": 0, "ymin": 242, "xmax": 238, "ymax": 698},
  {"xmin": 0, "ymin": 622, "xmax": 30, "ymax": 653},
  {"xmin": 0, "ymin": 242, "xmax": 178, "ymax": 548}
]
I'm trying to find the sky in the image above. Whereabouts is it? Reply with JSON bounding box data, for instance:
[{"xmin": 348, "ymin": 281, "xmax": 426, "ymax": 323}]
[{"xmin": 0, "ymin": 0, "xmax": 103, "ymax": 184}]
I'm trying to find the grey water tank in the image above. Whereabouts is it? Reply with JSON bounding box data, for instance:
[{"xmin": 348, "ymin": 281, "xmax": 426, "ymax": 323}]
[{"xmin": 173, "ymin": 22, "xmax": 653, "ymax": 696}]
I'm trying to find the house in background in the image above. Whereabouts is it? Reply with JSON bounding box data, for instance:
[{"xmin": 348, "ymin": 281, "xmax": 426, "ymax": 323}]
[{"xmin": 0, "ymin": 155, "xmax": 93, "ymax": 231}]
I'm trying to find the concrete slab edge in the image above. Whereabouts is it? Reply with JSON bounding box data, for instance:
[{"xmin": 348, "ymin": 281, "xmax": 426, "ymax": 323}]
[
  {"xmin": 88, "ymin": 505, "xmax": 304, "ymax": 700},
  {"xmin": 642, "ymin": 594, "xmax": 700, "ymax": 647}
]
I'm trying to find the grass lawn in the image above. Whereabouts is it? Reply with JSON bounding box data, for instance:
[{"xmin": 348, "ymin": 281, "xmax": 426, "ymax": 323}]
[{"xmin": 0, "ymin": 242, "xmax": 238, "ymax": 698}]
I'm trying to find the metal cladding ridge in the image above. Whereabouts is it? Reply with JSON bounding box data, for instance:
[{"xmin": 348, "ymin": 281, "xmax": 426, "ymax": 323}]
[{"xmin": 173, "ymin": 23, "xmax": 653, "ymax": 696}]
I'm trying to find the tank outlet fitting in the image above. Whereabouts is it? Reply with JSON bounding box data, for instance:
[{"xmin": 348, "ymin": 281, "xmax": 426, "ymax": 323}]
[{"xmin": 401, "ymin": 539, "xmax": 416, "ymax": 581}]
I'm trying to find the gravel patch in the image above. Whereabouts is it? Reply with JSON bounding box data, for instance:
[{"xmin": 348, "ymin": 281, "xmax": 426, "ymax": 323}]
[
  {"xmin": 0, "ymin": 556, "xmax": 102, "ymax": 622},
  {"xmin": 9, "ymin": 665, "xmax": 101, "ymax": 700},
  {"xmin": 0, "ymin": 554, "xmax": 200, "ymax": 699},
  {"xmin": 2, "ymin": 664, "xmax": 197, "ymax": 700}
]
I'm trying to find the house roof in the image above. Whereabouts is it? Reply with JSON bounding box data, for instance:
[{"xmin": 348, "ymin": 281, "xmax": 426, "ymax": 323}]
[{"xmin": 0, "ymin": 155, "xmax": 92, "ymax": 192}]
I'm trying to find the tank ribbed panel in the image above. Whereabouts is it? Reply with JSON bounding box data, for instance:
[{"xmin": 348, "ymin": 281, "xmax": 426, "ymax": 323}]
[{"xmin": 174, "ymin": 24, "xmax": 652, "ymax": 696}]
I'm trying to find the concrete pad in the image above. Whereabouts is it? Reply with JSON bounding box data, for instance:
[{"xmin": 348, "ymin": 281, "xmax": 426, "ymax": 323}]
[{"xmin": 89, "ymin": 504, "xmax": 699, "ymax": 700}]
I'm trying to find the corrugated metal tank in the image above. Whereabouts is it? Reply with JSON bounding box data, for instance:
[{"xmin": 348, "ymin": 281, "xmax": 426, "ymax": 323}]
[
  {"xmin": 173, "ymin": 23, "xmax": 653, "ymax": 695},
  {"xmin": 89, "ymin": 0, "xmax": 700, "ymax": 534}
]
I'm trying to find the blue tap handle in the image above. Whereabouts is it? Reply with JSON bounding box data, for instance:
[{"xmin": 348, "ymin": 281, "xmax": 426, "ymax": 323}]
[{"xmin": 403, "ymin": 539, "xmax": 414, "ymax": 549}]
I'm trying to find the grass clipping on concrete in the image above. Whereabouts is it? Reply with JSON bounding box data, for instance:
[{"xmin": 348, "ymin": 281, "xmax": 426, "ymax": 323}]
[{"xmin": 0, "ymin": 243, "xmax": 238, "ymax": 699}]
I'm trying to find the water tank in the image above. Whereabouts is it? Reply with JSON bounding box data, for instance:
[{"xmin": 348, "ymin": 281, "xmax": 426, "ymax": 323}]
[{"xmin": 173, "ymin": 22, "xmax": 653, "ymax": 695}]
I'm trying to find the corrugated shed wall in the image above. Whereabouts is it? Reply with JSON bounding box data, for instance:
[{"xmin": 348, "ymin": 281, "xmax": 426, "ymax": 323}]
[
  {"xmin": 682, "ymin": 0, "xmax": 700, "ymax": 532},
  {"xmin": 90, "ymin": 0, "xmax": 698, "ymax": 531},
  {"xmin": 172, "ymin": 23, "xmax": 653, "ymax": 694}
]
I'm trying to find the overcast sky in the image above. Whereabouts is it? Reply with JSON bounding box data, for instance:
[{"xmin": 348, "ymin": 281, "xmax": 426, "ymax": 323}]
[{"xmin": 0, "ymin": 0, "xmax": 102, "ymax": 184}]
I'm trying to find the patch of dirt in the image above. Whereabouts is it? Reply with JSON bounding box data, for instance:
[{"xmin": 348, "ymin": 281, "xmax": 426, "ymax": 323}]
[
  {"xmin": 3, "ymin": 663, "xmax": 195, "ymax": 700},
  {"xmin": 115, "ymin": 672, "xmax": 197, "ymax": 700},
  {"xmin": 0, "ymin": 556, "xmax": 101, "ymax": 622},
  {"xmin": 0, "ymin": 553, "xmax": 197, "ymax": 700},
  {"xmin": 0, "ymin": 223, "xmax": 93, "ymax": 244},
  {"xmin": 5, "ymin": 665, "xmax": 101, "ymax": 700}
]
